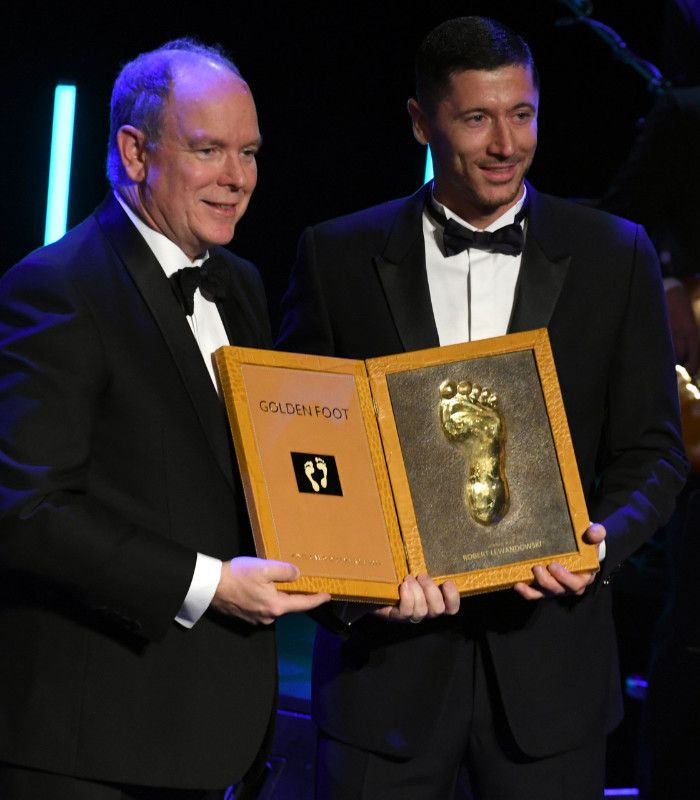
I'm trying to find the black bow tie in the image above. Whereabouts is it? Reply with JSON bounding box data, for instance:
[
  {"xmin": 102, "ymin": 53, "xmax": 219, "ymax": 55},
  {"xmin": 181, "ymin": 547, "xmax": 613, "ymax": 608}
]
[
  {"xmin": 426, "ymin": 201, "xmax": 528, "ymax": 257},
  {"xmin": 169, "ymin": 255, "xmax": 229, "ymax": 316}
]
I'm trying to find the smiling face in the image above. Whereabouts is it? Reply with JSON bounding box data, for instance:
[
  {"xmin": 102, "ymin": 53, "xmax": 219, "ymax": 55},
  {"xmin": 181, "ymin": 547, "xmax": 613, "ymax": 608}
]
[
  {"xmin": 118, "ymin": 62, "xmax": 261, "ymax": 259},
  {"xmin": 409, "ymin": 64, "xmax": 538, "ymax": 228}
]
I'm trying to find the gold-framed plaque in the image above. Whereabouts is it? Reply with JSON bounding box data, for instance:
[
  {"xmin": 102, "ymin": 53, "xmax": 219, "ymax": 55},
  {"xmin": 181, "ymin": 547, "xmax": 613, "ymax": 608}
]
[
  {"xmin": 365, "ymin": 329, "xmax": 596, "ymax": 595},
  {"xmin": 214, "ymin": 329, "xmax": 597, "ymax": 602}
]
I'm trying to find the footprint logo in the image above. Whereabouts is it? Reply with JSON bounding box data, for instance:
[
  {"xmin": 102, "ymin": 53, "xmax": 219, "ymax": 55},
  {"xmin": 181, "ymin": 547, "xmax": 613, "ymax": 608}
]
[
  {"xmin": 304, "ymin": 460, "xmax": 321, "ymax": 492},
  {"xmin": 315, "ymin": 457, "xmax": 328, "ymax": 488},
  {"xmin": 439, "ymin": 379, "xmax": 509, "ymax": 525},
  {"xmin": 291, "ymin": 452, "xmax": 343, "ymax": 496}
]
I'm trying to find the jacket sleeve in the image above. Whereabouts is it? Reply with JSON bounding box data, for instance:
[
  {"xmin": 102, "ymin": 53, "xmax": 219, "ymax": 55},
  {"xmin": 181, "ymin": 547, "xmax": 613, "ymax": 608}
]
[
  {"xmin": 277, "ymin": 227, "xmax": 337, "ymax": 355},
  {"xmin": 0, "ymin": 256, "xmax": 196, "ymax": 641},
  {"xmin": 588, "ymin": 224, "xmax": 688, "ymax": 577}
]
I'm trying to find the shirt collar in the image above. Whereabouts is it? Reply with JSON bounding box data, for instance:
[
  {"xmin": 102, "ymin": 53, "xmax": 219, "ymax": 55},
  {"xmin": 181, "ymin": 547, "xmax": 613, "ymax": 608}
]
[
  {"xmin": 113, "ymin": 191, "xmax": 207, "ymax": 276},
  {"xmin": 429, "ymin": 183, "xmax": 527, "ymax": 232}
]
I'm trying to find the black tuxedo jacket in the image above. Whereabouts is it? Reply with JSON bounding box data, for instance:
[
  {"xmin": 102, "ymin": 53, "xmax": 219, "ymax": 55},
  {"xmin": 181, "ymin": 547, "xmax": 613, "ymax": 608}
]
[
  {"xmin": 0, "ymin": 195, "xmax": 276, "ymax": 789},
  {"xmin": 278, "ymin": 183, "xmax": 687, "ymax": 759}
]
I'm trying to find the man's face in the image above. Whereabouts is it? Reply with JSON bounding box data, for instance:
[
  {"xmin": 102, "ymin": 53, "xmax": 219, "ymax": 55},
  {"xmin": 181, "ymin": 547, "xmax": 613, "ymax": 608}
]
[
  {"xmin": 410, "ymin": 65, "xmax": 538, "ymax": 227},
  {"xmin": 129, "ymin": 64, "xmax": 261, "ymax": 259}
]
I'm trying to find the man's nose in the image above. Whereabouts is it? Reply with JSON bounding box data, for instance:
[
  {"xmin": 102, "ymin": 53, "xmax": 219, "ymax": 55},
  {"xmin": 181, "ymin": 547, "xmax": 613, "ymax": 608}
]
[
  {"xmin": 219, "ymin": 153, "xmax": 247, "ymax": 188},
  {"xmin": 487, "ymin": 118, "xmax": 515, "ymax": 157}
]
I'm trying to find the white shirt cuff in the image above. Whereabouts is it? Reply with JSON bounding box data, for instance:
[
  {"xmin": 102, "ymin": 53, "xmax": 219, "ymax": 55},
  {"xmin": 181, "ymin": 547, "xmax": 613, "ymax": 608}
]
[
  {"xmin": 175, "ymin": 553, "xmax": 222, "ymax": 628},
  {"xmin": 598, "ymin": 540, "xmax": 606, "ymax": 561}
]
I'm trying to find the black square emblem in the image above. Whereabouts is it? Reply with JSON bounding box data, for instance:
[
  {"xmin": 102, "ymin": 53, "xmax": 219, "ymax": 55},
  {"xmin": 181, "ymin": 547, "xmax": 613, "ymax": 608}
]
[{"xmin": 290, "ymin": 452, "xmax": 343, "ymax": 496}]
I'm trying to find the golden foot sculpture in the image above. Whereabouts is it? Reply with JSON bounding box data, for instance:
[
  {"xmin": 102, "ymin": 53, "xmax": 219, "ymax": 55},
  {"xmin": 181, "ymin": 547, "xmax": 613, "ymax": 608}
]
[{"xmin": 439, "ymin": 379, "xmax": 509, "ymax": 525}]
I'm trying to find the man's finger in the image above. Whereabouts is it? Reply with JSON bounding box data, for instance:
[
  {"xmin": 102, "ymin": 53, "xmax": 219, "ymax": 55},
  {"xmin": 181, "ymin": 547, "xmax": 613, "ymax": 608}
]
[
  {"xmin": 547, "ymin": 562, "xmax": 590, "ymax": 593},
  {"xmin": 583, "ymin": 523, "xmax": 606, "ymax": 545},
  {"xmin": 531, "ymin": 564, "xmax": 566, "ymax": 595},
  {"xmin": 275, "ymin": 592, "xmax": 332, "ymax": 614},
  {"xmin": 416, "ymin": 573, "xmax": 445, "ymax": 617},
  {"xmin": 259, "ymin": 559, "xmax": 302, "ymax": 582},
  {"xmin": 441, "ymin": 580, "xmax": 461, "ymax": 614},
  {"xmin": 405, "ymin": 575, "xmax": 428, "ymax": 620},
  {"xmin": 514, "ymin": 581, "xmax": 544, "ymax": 600},
  {"xmin": 394, "ymin": 575, "xmax": 426, "ymax": 621}
]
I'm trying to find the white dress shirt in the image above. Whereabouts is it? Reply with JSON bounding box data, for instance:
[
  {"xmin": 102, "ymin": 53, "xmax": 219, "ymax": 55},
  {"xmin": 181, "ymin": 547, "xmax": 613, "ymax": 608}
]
[
  {"xmin": 423, "ymin": 188, "xmax": 525, "ymax": 345},
  {"xmin": 115, "ymin": 193, "xmax": 224, "ymax": 627}
]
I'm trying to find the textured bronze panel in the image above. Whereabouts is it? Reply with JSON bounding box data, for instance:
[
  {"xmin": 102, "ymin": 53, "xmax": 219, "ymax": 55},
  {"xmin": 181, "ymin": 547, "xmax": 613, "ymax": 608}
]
[{"xmin": 386, "ymin": 350, "xmax": 574, "ymax": 575}]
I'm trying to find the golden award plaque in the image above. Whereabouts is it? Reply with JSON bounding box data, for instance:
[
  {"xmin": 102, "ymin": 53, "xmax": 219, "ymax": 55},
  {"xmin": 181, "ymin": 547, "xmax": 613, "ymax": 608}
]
[{"xmin": 214, "ymin": 329, "xmax": 597, "ymax": 602}]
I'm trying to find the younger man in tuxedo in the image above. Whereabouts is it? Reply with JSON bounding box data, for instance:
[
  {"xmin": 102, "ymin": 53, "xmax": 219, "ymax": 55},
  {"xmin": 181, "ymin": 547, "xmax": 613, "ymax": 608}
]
[{"xmin": 279, "ymin": 16, "xmax": 686, "ymax": 800}]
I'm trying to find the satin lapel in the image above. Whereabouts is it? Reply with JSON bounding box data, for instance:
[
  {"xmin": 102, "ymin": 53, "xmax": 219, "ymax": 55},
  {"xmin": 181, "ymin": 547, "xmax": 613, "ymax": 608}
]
[
  {"xmin": 373, "ymin": 185, "xmax": 440, "ymax": 352},
  {"xmin": 95, "ymin": 196, "xmax": 236, "ymax": 490},
  {"xmin": 508, "ymin": 185, "xmax": 571, "ymax": 334}
]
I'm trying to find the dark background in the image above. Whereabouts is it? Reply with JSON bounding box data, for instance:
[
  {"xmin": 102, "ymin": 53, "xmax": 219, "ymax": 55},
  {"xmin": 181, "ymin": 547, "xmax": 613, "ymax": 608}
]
[{"xmin": 3, "ymin": 0, "xmax": 671, "ymax": 327}]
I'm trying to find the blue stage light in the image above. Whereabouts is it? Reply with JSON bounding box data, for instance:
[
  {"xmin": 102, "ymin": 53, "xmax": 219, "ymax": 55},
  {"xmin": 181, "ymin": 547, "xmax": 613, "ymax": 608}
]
[
  {"xmin": 604, "ymin": 789, "xmax": 639, "ymax": 797},
  {"xmin": 424, "ymin": 146, "xmax": 434, "ymax": 183},
  {"xmin": 44, "ymin": 85, "xmax": 76, "ymax": 245}
]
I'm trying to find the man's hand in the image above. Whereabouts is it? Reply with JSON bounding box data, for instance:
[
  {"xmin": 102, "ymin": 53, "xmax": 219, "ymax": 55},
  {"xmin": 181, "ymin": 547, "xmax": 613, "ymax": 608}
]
[
  {"xmin": 373, "ymin": 574, "xmax": 460, "ymax": 623},
  {"xmin": 513, "ymin": 523, "xmax": 606, "ymax": 600},
  {"xmin": 666, "ymin": 283, "xmax": 700, "ymax": 375},
  {"xmin": 210, "ymin": 557, "xmax": 331, "ymax": 625}
]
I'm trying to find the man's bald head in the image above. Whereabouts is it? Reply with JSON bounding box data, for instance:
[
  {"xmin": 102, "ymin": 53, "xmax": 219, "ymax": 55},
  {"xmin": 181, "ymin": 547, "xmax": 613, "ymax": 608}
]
[{"xmin": 107, "ymin": 38, "xmax": 242, "ymax": 187}]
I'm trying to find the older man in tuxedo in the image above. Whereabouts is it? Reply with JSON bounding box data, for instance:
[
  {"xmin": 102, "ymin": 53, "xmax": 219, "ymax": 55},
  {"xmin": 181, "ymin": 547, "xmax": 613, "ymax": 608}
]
[
  {"xmin": 0, "ymin": 39, "xmax": 328, "ymax": 800},
  {"xmin": 278, "ymin": 16, "xmax": 687, "ymax": 800}
]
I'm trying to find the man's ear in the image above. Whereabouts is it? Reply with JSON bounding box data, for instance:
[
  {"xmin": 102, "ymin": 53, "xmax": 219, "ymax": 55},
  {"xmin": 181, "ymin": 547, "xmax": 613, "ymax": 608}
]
[
  {"xmin": 116, "ymin": 125, "xmax": 149, "ymax": 183},
  {"xmin": 407, "ymin": 98, "xmax": 430, "ymax": 146}
]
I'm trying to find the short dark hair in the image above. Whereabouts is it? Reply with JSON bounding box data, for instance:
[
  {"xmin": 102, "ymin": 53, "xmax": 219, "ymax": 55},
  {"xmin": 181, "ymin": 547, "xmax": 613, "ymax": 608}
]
[
  {"xmin": 107, "ymin": 37, "xmax": 241, "ymax": 187},
  {"xmin": 415, "ymin": 16, "xmax": 539, "ymax": 114}
]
